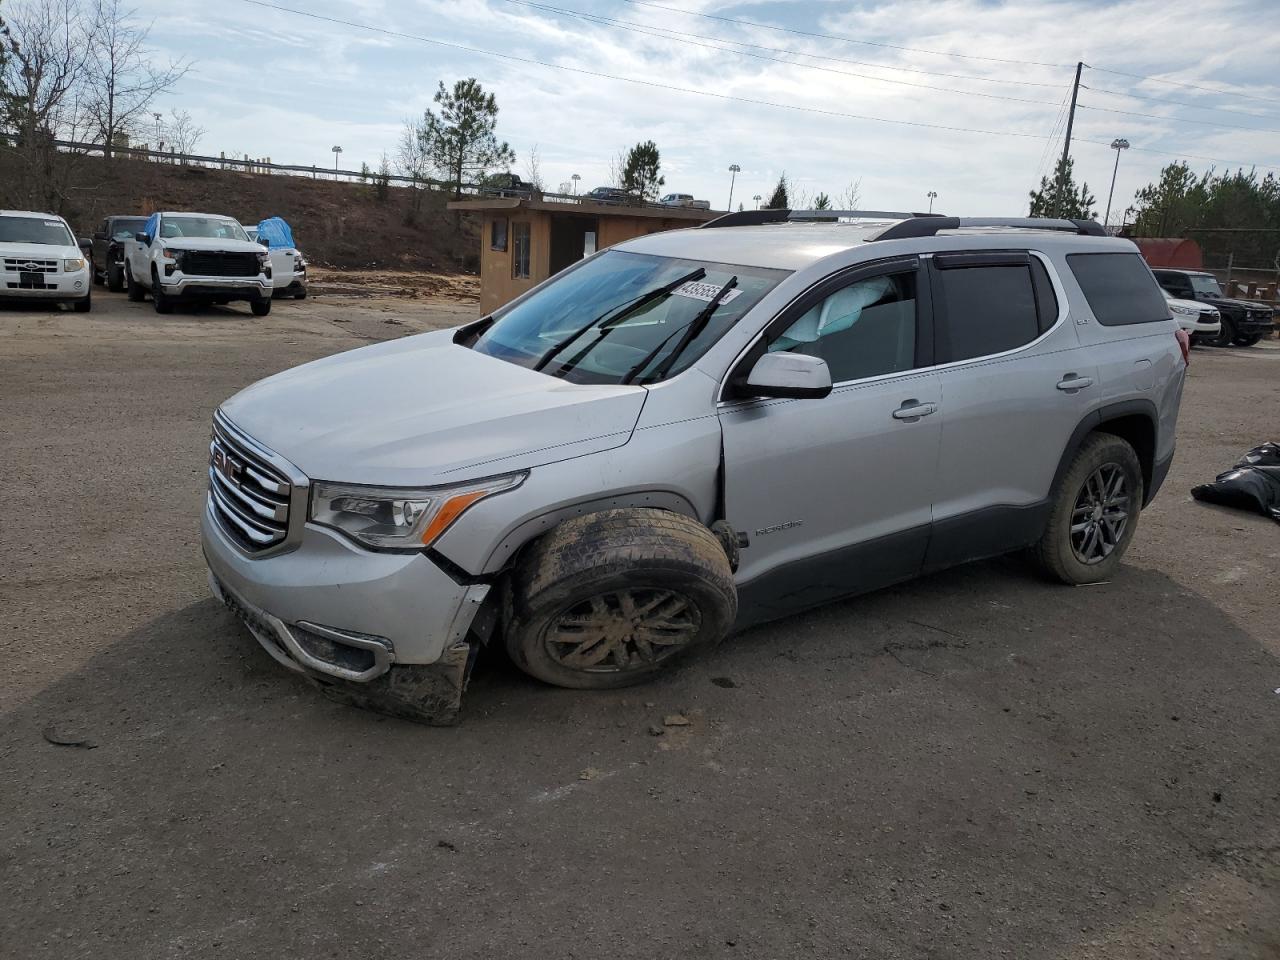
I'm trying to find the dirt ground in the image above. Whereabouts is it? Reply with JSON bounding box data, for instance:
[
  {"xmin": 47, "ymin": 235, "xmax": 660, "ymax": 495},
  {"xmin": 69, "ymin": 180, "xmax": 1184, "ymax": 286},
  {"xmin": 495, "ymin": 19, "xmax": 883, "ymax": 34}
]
[{"xmin": 1, "ymin": 285, "xmax": 1278, "ymax": 959}]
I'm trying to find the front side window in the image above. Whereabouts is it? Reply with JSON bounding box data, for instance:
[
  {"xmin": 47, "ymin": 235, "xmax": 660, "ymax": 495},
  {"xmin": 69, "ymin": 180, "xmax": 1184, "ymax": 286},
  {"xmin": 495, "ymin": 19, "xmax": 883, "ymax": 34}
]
[
  {"xmin": 471, "ymin": 249, "xmax": 788, "ymax": 385},
  {"xmin": 491, "ymin": 217, "xmax": 508, "ymax": 252},
  {"xmin": 1068, "ymin": 253, "xmax": 1170, "ymax": 326},
  {"xmin": 0, "ymin": 216, "xmax": 74, "ymax": 246},
  {"xmin": 936, "ymin": 263, "xmax": 1039, "ymax": 362},
  {"xmin": 768, "ymin": 271, "xmax": 917, "ymax": 382},
  {"xmin": 159, "ymin": 216, "xmax": 249, "ymax": 241},
  {"xmin": 512, "ymin": 221, "xmax": 531, "ymax": 279}
]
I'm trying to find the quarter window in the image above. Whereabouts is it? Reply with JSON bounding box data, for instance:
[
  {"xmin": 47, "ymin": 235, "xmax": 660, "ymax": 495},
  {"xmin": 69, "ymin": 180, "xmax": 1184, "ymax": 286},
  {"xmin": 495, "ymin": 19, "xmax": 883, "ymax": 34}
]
[
  {"xmin": 512, "ymin": 222, "xmax": 531, "ymax": 279},
  {"xmin": 1068, "ymin": 253, "xmax": 1170, "ymax": 326},
  {"xmin": 769, "ymin": 271, "xmax": 917, "ymax": 382},
  {"xmin": 935, "ymin": 263, "xmax": 1039, "ymax": 362},
  {"xmin": 490, "ymin": 217, "xmax": 508, "ymax": 252}
]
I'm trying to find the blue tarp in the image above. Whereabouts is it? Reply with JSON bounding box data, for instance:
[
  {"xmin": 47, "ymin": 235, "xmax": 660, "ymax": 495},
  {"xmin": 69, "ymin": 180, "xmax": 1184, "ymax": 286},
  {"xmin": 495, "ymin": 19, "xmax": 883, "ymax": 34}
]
[{"xmin": 255, "ymin": 217, "xmax": 295, "ymax": 249}]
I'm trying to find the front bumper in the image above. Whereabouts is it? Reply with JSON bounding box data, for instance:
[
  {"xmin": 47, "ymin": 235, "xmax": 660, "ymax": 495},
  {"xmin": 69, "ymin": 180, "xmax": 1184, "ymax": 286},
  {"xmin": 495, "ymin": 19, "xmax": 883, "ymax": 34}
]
[
  {"xmin": 1, "ymin": 267, "xmax": 90, "ymax": 300},
  {"xmin": 1232, "ymin": 313, "xmax": 1275, "ymax": 336},
  {"xmin": 201, "ymin": 499, "xmax": 490, "ymax": 679},
  {"xmin": 1181, "ymin": 318, "xmax": 1221, "ymax": 336},
  {"xmin": 272, "ymin": 274, "xmax": 307, "ymax": 296},
  {"xmin": 161, "ymin": 275, "xmax": 271, "ymax": 300}
]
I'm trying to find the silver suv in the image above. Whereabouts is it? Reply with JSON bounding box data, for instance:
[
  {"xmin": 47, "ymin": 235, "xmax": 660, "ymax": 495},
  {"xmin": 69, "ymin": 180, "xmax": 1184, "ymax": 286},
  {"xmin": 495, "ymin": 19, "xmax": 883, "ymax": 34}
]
[{"xmin": 202, "ymin": 213, "xmax": 1188, "ymax": 723}]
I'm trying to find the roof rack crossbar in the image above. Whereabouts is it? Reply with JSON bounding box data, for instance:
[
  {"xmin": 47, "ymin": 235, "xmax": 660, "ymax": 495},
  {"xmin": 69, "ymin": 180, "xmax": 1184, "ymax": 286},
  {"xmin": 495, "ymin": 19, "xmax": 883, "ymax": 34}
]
[
  {"xmin": 872, "ymin": 216, "xmax": 1107, "ymax": 242},
  {"xmin": 700, "ymin": 208, "xmax": 946, "ymax": 229}
]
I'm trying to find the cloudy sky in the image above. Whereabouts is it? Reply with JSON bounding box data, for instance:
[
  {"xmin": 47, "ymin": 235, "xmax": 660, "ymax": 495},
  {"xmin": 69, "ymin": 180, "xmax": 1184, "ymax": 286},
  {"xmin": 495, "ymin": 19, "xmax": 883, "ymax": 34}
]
[{"xmin": 129, "ymin": 0, "xmax": 1280, "ymax": 220}]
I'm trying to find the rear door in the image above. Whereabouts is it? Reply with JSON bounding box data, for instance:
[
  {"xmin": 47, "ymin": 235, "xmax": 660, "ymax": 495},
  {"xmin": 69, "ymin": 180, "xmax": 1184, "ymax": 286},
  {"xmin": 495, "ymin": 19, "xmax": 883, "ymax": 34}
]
[
  {"xmin": 719, "ymin": 257, "xmax": 943, "ymax": 621},
  {"xmin": 925, "ymin": 250, "xmax": 1095, "ymax": 569}
]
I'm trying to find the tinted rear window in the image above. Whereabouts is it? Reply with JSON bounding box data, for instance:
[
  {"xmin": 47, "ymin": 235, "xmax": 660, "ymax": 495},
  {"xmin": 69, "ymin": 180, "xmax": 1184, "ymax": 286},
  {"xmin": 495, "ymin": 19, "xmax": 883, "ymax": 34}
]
[
  {"xmin": 936, "ymin": 264, "xmax": 1040, "ymax": 362},
  {"xmin": 1067, "ymin": 253, "xmax": 1170, "ymax": 326}
]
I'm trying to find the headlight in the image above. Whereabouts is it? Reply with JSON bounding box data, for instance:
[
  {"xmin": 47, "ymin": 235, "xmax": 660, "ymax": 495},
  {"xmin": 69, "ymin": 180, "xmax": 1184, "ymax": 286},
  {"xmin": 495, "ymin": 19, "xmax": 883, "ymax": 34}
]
[
  {"xmin": 1170, "ymin": 304, "xmax": 1197, "ymax": 316},
  {"xmin": 309, "ymin": 473, "xmax": 526, "ymax": 550},
  {"xmin": 160, "ymin": 248, "xmax": 181, "ymax": 260},
  {"xmin": 63, "ymin": 258, "xmax": 85, "ymax": 272}
]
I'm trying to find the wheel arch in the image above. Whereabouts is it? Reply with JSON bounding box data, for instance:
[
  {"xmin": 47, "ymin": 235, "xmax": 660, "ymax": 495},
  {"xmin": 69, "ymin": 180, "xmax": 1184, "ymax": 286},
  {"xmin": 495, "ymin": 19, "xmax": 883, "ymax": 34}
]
[{"xmin": 1051, "ymin": 401, "xmax": 1159, "ymax": 508}]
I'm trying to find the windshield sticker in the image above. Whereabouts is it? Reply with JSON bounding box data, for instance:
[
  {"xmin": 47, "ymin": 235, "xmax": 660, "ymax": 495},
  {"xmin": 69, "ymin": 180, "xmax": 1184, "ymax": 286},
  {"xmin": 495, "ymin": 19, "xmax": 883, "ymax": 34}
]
[
  {"xmin": 672, "ymin": 280, "xmax": 743, "ymax": 305},
  {"xmin": 44, "ymin": 220, "xmax": 61, "ymax": 227}
]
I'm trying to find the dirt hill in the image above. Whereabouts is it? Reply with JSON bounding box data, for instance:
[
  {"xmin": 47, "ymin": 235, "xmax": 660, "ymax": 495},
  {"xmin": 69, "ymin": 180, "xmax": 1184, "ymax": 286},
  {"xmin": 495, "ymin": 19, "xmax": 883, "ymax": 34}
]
[{"xmin": 2, "ymin": 153, "xmax": 475, "ymax": 271}]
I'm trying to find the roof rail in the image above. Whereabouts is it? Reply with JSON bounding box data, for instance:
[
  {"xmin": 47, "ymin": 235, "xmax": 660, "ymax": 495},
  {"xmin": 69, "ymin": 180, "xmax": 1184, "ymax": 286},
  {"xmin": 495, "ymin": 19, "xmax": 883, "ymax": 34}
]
[
  {"xmin": 700, "ymin": 208, "xmax": 944, "ymax": 230},
  {"xmin": 872, "ymin": 217, "xmax": 1107, "ymax": 241}
]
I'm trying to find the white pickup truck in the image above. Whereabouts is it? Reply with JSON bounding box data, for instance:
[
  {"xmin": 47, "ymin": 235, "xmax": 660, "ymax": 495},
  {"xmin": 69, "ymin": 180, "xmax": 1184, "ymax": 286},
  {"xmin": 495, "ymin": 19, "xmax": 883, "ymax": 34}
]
[
  {"xmin": 124, "ymin": 212, "xmax": 273, "ymax": 315},
  {"xmin": 246, "ymin": 224, "xmax": 308, "ymax": 300}
]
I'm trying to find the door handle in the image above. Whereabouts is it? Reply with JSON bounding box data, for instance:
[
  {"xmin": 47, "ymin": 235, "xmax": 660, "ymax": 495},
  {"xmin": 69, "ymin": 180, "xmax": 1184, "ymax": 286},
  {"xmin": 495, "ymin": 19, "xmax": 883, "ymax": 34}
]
[
  {"xmin": 892, "ymin": 400, "xmax": 938, "ymax": 421},
  {"xmin": 1056, "ymin": 374, "xmax": 1093, "ymax": 392}
]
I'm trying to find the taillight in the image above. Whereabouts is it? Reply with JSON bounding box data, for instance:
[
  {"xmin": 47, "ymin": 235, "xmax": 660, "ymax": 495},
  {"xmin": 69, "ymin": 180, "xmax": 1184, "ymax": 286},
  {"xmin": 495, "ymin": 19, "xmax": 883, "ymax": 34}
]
[{"xmin": 1174, "ymin": 328, "xmax": 1191, "ymax": 366}]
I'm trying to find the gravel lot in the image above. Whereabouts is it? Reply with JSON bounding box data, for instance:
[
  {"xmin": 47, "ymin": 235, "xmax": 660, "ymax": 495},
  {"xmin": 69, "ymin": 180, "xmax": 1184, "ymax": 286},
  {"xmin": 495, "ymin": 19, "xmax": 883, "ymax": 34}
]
[{"xmin": 2, "ymin": 288, "xmax": 1278, "ymax": 959}]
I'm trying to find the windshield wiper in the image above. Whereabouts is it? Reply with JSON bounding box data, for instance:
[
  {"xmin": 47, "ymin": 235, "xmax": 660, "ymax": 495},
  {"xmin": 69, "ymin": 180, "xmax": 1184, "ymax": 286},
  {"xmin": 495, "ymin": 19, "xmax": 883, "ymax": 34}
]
[
  {"xmin": 533, "ymin": 267, "xmax": 706, "ymax": 374},
  {"xmin": 622, "ymin": 276, "xmax": 738, "ymax": 385}
]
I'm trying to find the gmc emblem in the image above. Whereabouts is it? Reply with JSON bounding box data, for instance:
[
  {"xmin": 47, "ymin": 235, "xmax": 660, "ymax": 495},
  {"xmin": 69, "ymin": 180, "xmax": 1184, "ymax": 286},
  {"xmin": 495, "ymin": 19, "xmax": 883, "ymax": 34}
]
[{"xmin": 212, "ymin": 446, "xmax": 243, "ymax": 485}]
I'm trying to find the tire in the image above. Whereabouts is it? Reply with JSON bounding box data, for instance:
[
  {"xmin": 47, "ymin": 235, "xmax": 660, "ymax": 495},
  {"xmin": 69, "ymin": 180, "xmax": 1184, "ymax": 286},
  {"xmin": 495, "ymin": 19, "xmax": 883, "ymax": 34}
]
[
  {"xmin": 1209, "ymin": 316, "xmax": 1236, "ymax": 348},
  {"xmin": 125, "ymin": 263, "xmax": 145, "ymax": 301},
  {"xmin": 73, "ymin": 290, "xmax": 91, "ymax": 313},
  {"xmin": 1233, "ymin": 333, "xmax": 1261, "ymax": 347},
  {"xmin": 152, "ymin": 270, "xmax": 173, "ymax": 314},
  {"xmin": 505, "ymin": 508, "xmax": 738, "ymax": 689},
  {"xmin": 293, "ymin": 287, "xmax": 307, "ymax": 301},
  {"xmin": 92, "ymin": 259, "xmax": 103, "ymax": 286},
  {"xmin": 1030, "ymin": 433, "xmax": 1144, "ymax": 585},
  {"xmin": 106, "ymin": 262, "xmax": 124, "ymax": 292},
  {"xmin": 251, "ymin": 297, "xmax": 272, "ymax": 317}
]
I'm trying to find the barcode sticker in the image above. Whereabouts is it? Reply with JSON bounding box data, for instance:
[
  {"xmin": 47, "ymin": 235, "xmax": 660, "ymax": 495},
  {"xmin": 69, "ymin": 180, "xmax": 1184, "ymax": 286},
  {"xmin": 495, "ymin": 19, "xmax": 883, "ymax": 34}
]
[{"xmin": 672, "ymin": 280, "xmax": 742, "ymax": 304}]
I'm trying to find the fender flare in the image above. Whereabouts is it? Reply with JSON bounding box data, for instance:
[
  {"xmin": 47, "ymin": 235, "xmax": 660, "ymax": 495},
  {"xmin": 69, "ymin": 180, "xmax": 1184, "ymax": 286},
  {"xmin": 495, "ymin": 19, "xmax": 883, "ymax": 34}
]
[{"xmin": 1050, "ymin": 399, "xmax": 1160, "ymax": 506}]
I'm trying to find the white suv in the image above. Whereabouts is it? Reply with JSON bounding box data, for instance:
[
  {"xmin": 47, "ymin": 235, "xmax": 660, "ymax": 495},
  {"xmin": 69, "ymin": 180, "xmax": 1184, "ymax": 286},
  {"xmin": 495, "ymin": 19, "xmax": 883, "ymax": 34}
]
[
  {"xmin": 0, "ymin": 210, "xmax": 92, "ymax": 312},
  {"xmin": 202, "ymin": 212, "xmax": 1188, "ymax": 724}
]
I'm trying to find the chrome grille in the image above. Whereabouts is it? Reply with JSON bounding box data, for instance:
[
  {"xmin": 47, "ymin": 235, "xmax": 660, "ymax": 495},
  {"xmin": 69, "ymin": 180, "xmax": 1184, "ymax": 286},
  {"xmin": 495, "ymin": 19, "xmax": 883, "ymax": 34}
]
[
  {"xmin": 3, "ymin": 258, "xmax": 57, "ymax": 272},
  {"xmin": 209, "ymin": 418, "xmax": 292, "ymax": 552}
]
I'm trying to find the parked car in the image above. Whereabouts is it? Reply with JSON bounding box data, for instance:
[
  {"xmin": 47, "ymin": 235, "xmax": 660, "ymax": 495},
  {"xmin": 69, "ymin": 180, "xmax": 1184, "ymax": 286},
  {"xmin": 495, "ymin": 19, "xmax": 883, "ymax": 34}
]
[
  {"xmin": 481, "ymin": 173, "xmax": 534, "ymax": 198},
  {"xmin": 1161, "ymin": 288, "xmax": 1220, "ymax": 343},
  {"xmin": 124, "ymin": 212, "xmax": 273, "ymax": 316},
  {"xmin": 660, "ymin": 193, "xmax": 711, "ymax": 210},
  {"xmin": 1150, "ymin": 268, "xmax": 1274, "ymax": 347},
  {"xmin": 90, "ymin": 215, "xmax": 147, "ymax": 292},
  {"xmin": 584, "ymin": 186, "xmax": 632, "ymax": 204},
  {"xmin": 247, "ymin": 221, "xmax": 308, "ymax": 300},
  {"xmin": 202, "ymin": 214, "xmax": 1187, "ymax": 723},
  {"xmin": 0, "ymin": 209, "xmax": 92, "ymax": 312}
]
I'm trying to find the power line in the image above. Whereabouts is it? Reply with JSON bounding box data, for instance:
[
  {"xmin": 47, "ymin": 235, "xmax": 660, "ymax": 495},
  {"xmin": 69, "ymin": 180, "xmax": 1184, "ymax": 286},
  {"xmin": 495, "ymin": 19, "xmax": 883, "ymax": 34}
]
[
  {"xmin": 496, "ymin": 0, "xmax": 1063, "ymax": 108},
  {"xmin": 233, "ymin": 0, "xmax": 1058, "ymax": 142},
  {"xmin": 615, "ymin": 0, "xmax": 1072, "ymax": 68},
  {"xmin": 1034, "ymin": 84, "xmax": 1073, "ymax": 184},
  {"xmin": 1076, "ymin": 137, "xmax": 1280, "ymax": 174},
  {"xmin": 1077, "ymin": 101, "xmax": 1280, "ymax": 136},
  {"xmin": 498, "ymin": 0, "xmax": 1064, "ymax": 89},
  {"xmin": 1083, "ymin": 83, "xmax": 1280, "ymax": 122},
  {"xmin": 1087, "ymin": 65, "xmax": 1280, "ymax": 108}
]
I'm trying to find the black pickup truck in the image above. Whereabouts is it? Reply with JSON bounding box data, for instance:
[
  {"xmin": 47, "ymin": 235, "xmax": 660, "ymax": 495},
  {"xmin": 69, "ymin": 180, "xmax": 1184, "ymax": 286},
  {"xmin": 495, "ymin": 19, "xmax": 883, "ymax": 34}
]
[
  {"xmin": 90, "ymin": 215, "xmax": 148, "ymax": 292},
  {"xmin": 1151, "ymin": 268, "xmax": 1276, "ymax": 347}
]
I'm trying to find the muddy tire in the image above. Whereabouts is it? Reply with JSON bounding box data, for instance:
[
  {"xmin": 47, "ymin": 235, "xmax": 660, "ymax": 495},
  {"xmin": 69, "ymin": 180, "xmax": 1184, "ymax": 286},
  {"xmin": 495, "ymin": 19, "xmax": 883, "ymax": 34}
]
[
  {"xmin": 1030, "ymin": 433, "xmax": 1143, "ymax": 585},
  {"xmin": 505, "ymin": 508, "xmax": 737, "ymax": 689}
]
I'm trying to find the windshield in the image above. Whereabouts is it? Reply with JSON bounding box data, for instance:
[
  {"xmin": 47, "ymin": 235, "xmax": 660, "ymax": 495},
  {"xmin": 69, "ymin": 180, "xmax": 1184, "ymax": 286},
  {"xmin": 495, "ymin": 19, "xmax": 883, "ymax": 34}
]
[
  {"xmin": 470, "ymin": 250, "xmax": 788, "ymax": 385},
  {"xmin": 111, "ymin": 219, "xmax": 146, "ymax": 241},
  {"xmin": 160, "ymin": 216, "xmax": 249, "ymax": 241},
  {"xmin": 1189, "ymin": 274, "xmax": 1224, "ymax": 297},
  {"xmin": 0, "ymin": 216, "xmax": 74, "ymax": 246}
]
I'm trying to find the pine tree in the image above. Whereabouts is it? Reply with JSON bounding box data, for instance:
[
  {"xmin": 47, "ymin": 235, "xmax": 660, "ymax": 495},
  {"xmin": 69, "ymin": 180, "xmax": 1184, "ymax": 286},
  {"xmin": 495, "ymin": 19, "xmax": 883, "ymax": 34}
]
[
  {"xmin": 765, "ymin": 172, "xmax": 789, "ymax": 209},
  {"xmin": 421, "ymin": 78, "xmax": 515, "ymax": 201},
  {"xmin": 1029, "ymin": 155, "xmax": 1097, "ymax": 219},
  {"xmin": 621, "ymin": 140, "xmax": 664, "ymax": 201}
]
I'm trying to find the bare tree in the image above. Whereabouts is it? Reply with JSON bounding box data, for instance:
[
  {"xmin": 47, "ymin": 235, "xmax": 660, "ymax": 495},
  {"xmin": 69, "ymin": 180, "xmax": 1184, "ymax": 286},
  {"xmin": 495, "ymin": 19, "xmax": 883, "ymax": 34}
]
[
  {"xmin": 165, "ymin": 107, "xmax": 204, "ymax": 155},
  {"xmin": 607, "ymin": 148, "xmax": 627, "ymax": 187},
  {"xmin": 524, "ymin": 142, "xmax": 544, "ymax": 192},
  {"xmin": 837, "ymin": 179, "xmax": 862, "ymax": 210},
  {"xmin": 396, "ymin": 113, "xmax": 431, "ymax": 221},
  {"xmin": 0, "ymin": 0, "xmax": 92, "ymax": 209},
  {"xmin": 84, "ymin": 0, "xmax": 190, "ymax": 158}
]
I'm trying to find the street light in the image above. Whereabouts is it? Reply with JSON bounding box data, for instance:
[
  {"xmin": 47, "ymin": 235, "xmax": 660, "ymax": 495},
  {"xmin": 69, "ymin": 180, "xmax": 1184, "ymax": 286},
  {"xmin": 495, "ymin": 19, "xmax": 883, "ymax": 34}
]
[
  {"xmin": 727, "ymin": 164, "xmax": 741, "ymax": 211},
  {"xmin": 331, "ymin": 144, "xmax": 343, "ymax": 179},
  {"xmin": 571, "ymin": 173, "xmax": 581, "ymax": 195},
  {"xmin": 1104, "ymin": 138, "xmax": 1130, "ymax": 230},
  {"xmin": 927, "ymin": 190, "xmax": 938, "ymax": 214},
  {"xmin": 752, "ymin": 193, "xmax": 762, "ymax": 209}
]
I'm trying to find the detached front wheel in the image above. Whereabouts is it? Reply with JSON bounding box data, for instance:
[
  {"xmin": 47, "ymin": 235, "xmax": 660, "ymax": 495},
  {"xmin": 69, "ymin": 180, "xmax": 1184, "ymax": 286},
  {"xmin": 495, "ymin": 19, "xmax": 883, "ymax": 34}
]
[{"xmin": 505, "ymin": 509, "xmax": 738, "ymax": 689}]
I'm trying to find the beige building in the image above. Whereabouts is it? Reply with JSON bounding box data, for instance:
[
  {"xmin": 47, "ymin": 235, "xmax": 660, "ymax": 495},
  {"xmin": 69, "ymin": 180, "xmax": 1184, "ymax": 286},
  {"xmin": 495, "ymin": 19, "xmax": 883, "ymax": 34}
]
[{"xmin": 448, "ymin": 197, "xmax": 718, "ymax": 314}]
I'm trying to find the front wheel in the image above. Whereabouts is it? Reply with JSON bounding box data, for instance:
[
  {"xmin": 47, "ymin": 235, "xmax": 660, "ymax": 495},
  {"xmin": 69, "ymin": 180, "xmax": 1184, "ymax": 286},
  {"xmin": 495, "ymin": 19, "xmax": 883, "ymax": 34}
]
[
  {"xmin": 1030, "ymin": 433, "xmax": 1143, "ymax": 584},
  {"xmin": 125, "ymin": 263, "xmax": 145, "ymax": 301},
  {"xmin": 152, "ymin": 271, "xmax": 173, "ymax": 314},
  {"xmin": 1209, "ymin": 317, "xmax": 1236, "ymax": 347},
  {"xmin": 505, "ymin": 509, "xmax": 738, "ymax": 689},
  {"xmin": 1233, "ymin": 333, "xmax": 1262, "ymax": 347},
  {"xmin": 106, "ymin": 262, "xmax": 124, "ymax": 292},
  {"xmin": 250, "ymin": 298, "xmax": 272, "ymax": 316},
  {"xmin": 73, "ymin": 291, "xmax": 91, "ymax": 313}
]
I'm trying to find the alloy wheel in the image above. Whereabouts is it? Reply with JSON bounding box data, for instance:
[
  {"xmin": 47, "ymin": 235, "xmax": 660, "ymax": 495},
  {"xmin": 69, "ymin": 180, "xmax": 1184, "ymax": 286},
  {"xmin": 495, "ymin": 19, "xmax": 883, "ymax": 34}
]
[
  {"xmin": 1070, "ymin": 464, "xmax": 1130, "ymax": 565},
  {"xmin": 545, "ymin": 589, "xmax": 701, "ymax": 673}
]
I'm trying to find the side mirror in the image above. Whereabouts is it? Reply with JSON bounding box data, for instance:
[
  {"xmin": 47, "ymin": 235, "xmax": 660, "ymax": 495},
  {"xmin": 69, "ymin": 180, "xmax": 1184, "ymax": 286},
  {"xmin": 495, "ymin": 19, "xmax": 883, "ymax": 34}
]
[
  {"xmin": 78, "ymin": 238, "xmax": 92, "ymax": 253},
  {"xmin": 135, "ymin": 232, "xmax": 150, "ymax": 244},
  {"xmin": 258, "ymin": 237, "xmax": 269, "ymax": 247},
  {"xmin": 740, "ymin": 351, "xmax": 833, "ymax": 400}
]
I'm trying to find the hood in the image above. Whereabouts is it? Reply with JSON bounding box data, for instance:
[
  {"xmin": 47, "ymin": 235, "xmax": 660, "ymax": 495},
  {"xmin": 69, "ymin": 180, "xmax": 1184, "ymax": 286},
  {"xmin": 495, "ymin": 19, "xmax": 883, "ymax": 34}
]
[
  {"xmin": 161, "ymin": 237, "xmax": 263, "ymax": 253},
  {"xmin": 220, "ymin": 329, "xmax": 648, "ymax": 486},
  {"xmin": 0, "ymin": 241, "xmax": 79, "ymax": 260},
  {"xmin": 1201, "ymin": 294, "xmax": 1274, "ymax": 312}
]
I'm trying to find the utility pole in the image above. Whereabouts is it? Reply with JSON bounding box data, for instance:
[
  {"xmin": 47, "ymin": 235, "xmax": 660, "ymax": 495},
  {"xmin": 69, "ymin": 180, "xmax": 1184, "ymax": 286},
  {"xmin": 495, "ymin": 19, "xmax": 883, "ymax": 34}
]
[
  {"xmin": 1057, "ymin": 61, "xmax": 1083, "ymax": 216},
  {"xmin": 1103, "ymin": 138, "xmax": 1129, "ymax": 229}
]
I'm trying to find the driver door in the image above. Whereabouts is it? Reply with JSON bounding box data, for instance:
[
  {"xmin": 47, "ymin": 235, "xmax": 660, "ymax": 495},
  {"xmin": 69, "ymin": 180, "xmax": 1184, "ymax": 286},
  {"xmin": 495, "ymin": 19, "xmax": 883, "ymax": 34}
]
[{"xmin": 718, "ymin": 257, "xmax": 942, "ymax": 624}]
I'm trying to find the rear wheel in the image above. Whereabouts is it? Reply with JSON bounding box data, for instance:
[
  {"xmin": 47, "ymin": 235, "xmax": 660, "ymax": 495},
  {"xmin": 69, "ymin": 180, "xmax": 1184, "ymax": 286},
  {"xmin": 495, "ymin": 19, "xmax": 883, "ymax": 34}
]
[
  {"xmin": 1233, "ymin": 333, "xmax": 1262, "ymax": 347},
  {"xmin": 293, "ymin": 287, "xmax": 307, "ymax": 300},
  {"xmin": 125, "ymin": 263, "xmax": 145, "ymax": 301},
  {"xmin": 505, "ymin": 509, "xmax": 738, "ymax": 689},
  {"xmin": 1209, "ymin": 317, "xmax": 1236, "ymax": 347},
  {"xmin": 1030, "ymin": 433, "xmax": 1143, "ymax": 584}
]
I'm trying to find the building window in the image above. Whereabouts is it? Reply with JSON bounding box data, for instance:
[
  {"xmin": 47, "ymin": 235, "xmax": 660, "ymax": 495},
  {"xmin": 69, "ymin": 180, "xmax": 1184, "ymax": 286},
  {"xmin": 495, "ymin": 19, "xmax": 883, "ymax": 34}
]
[
  {"xmin": 512, "ymin": 222, "xmax": 531, "ymax": 279},
  {"xmin": 490, "ymin": 217, "xmax": 508, "ymax": 252}
]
